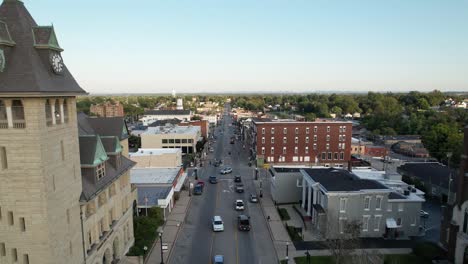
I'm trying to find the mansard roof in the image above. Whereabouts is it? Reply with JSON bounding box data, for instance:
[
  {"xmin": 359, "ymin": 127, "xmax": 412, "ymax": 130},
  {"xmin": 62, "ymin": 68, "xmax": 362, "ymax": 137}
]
[{"xmin": 0, "ymin": 0, "xmax": 86, "ymax": 95}]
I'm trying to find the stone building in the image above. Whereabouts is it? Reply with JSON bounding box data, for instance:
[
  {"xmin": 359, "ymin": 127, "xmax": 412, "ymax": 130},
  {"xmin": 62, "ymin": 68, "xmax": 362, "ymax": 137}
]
[
  {"xmin": 0, "ymin": 1, "xmax": 135, "ymax": 263},
  {"xmin": 90, "ymin": 102, "xmax": 124, "ymax": 117}
]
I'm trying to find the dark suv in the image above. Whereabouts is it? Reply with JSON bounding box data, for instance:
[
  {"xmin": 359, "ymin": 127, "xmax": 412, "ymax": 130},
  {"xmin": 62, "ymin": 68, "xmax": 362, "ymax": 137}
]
[
  {"xmin": 234, "ymin": 175, "xmax": 241, "ymax": 182},
  {"xmin": 238, "ymin": 215, "xmax": 251, "ymax": 231},
  {"xmin": 235, "ymin": 184, "xmax": 244, "ymax": 193}
]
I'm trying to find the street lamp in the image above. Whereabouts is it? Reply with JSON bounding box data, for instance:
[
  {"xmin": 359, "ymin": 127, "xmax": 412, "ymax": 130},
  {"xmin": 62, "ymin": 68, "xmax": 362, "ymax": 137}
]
[
  {"xmin": 158, "ymin": 229, "xmax": 164, "ymax": 264},
  {"xmin": 305, "ymin": 250, "xmax": 311, "ymax": 264},
  {"xmin": 285, "ymin": 242, "xmax": 289, "ymax": 263},
  {"xmin": 143, "ymin": 246, "xmax": 148, "ymax": 259}
]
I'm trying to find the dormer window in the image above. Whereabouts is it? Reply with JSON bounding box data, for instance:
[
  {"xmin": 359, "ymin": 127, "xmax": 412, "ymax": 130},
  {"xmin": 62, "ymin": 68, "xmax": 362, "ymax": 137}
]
[{"xmin": 96, "ymin": 162, "xmax": 105, "ymax": 180}]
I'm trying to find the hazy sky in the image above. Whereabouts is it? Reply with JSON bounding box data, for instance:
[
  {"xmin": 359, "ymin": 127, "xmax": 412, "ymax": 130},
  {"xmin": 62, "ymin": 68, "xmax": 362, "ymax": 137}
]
[{"xmin": 25, "ymin": 0, "xmax": 468, "ymax": 94}]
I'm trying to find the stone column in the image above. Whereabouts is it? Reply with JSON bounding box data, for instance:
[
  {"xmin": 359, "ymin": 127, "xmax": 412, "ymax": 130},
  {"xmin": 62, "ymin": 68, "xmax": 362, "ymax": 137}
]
[
  {"xmin": 50, "ymin": 99, "xmax": 57, "ymax": 125},
  {"xmin": 58, "ymin": 98, "xmax": 65, "ymax": 124},
  {"xmin": 307, "ymin": 186, "xmax": 313, "ymax": 216},
  {"xmin": 302, "ymin": 178, "xmax": 307, "ymax": 209},
  {"xmin": 4, "ymin": 99, "xmax": 13, "ymax": 128}
]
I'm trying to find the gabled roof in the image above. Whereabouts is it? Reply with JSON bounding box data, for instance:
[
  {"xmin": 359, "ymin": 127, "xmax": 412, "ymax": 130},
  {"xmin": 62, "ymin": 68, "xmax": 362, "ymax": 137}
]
[
  {"xmin": 0, "ymin": 0, "xmax": 86, "ymax": 95},
  {"xmin": 86, "ymin": 117, "xmax": 129, "ymax": 140},
  {"xmin": 101, "ymin": 136, "xmax": 123, "ymax": 154},
  {"xmin": 78, "ymin": 135, "xmax": 108, "ymax": 166}
]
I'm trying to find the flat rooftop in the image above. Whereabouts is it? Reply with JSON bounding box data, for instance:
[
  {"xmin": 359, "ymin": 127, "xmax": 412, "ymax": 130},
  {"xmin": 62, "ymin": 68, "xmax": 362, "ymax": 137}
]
[
  {"xmin": 131, "ymin": 167, "xmax": 181, "ymax": 184},
  {"xmin": 129, "ymin": 148, "xmax": 181, "ymax": 157},
  {"xmin": 143, "ymin": 125, "xmax": 200, "ymax": 135},
  {"xmin": 252, "ymin": 118, "xmax": 352, "ymax": 124},
  {"xmin": 302, "ymin": 168, "xmax": 388, "ymax": 192}
]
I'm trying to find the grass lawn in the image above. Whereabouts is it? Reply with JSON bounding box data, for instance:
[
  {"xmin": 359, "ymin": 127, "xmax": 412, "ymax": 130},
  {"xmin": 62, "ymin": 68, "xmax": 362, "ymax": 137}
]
[
  {"xmin": 278, "ymin": 207, "xmax": 291, "ymax": 221},
  {"xmin": 384, "ymin": 254, "xmax": 425, "ymax": 264},
  {"xmin": 294, "ymin": 256, "xmax": 334, "ymax": 264}
]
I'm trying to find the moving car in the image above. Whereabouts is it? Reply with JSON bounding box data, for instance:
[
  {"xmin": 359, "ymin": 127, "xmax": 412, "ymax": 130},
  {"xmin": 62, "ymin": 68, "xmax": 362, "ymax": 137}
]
[
  {"xmin": 193, "ymin": 183, "xmax": 203, "ymax": 195},
  {"xmin": 235, "ymin": 199, "xmax": 245, "ymax": 210},
  {"xmin": 234, "ymin": 175, "xmax": 241, "ymax": 182},
  {"xmin": 213, "ymin": 255, "xmax": 224, "ymax": 264},
  {"xmin": 212, "ymin": 216, "xmax": 224, "ymax": 232},
  {"xmin": 209, "ymin": 176, "xmax": 218, "ymax": 184},
  {"xmin": 220, "ymin": 167, "xmax": 233, "ymax": 175},
  {"xmin": 196, "ymin": 180, "xmax": 205, "ymax": 187},
  {"xmin": 250, "ymin": 194, "xmax": 258, "ymax": 203},
  {"xmin": 238, "ymin": 215, "xmax": 251, "ymax": 231},
  {"xmin": 235, "ymin": 184, "xmax": 244, "ymax": 193},
  {"xmin": 209, "ymin": 147, "xmax": 214, "ymax": 152}
]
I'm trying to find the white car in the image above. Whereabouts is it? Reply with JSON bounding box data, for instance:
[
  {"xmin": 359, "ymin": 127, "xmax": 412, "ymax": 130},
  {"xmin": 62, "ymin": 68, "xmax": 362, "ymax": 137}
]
[
  {"xmin": 235, "ymin": 200, "xmax": 245, "ymax": 211},
  {"xmin": 212, "ymin": 216, "xmax": 224, "ymax": 232}
]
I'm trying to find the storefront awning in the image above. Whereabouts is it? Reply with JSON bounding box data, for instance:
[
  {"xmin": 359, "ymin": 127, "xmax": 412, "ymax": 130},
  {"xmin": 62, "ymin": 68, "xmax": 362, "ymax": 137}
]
[{"xmin": 386, "ymin": 218, "xmax": 398, "ymax": 229}]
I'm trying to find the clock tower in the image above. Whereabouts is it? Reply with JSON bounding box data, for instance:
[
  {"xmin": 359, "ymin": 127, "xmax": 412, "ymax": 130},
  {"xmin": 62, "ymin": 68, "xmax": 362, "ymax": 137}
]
[{"xmin": 0, "ymin": 1, "xmax": 87, "ymax": 264}]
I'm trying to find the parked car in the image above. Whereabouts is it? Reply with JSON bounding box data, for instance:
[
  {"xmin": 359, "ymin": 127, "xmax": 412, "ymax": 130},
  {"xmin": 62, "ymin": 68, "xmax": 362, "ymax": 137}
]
[
  {"xmin": 238, "ymin": 215, "xmax": 251, "ymax": 231},
  {"xmin": 209, "ymin": 147, "xmax": 214, "ymax": 152},
  {"xmin": 235, "ymin": 184, "xmax": 244, "ymax": 193},
  {"xmin": 420, "ymin": 210, "xmax": 429, "ymax": 218},
  {"xmin": 220, "ymin": 167, "xmax": 233, "ymax": 174},
  {"xmin": 235, "ymin": 200, "xmax": 245, "ymax": 210},
  {"xmin": 197, "ymin": 180, "xmax": 205, "ymax": 187},
  {"xmin": 193, "ymin": 183, "xmax": 203, "ymax": 195},
  {"xmin": 212, "ymin": 216, "xmax": 224, "ymax": 232},
  {"xmin": 213, "ymin": 255, "xmax": 224, "ymax": 264},
  {"xmin": 209, "ymin": 176, "xmax": 218, "ymax": 184},
  {"xmin": 250, "ymin": 194, "xmax": 258, "ymax": 203},
  {"xmin": 234, "ymin": 175, "xmax": 242, "ymax": 182}
]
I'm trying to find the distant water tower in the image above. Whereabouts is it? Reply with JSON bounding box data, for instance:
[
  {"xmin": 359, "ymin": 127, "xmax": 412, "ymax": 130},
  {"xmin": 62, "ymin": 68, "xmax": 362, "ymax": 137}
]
[
  {"xmin": 172, "ymin": 88, "xmax": 176, "ymax": 98},
  {"xmin": 177, "ymin": 98, "xmax": 183, "ymax": 110}
]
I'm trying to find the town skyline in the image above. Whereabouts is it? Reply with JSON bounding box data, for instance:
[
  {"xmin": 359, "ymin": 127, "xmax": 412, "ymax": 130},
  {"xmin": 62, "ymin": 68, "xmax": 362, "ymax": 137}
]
[{"xmin": 25, "ymin": 0, "xmax": 468, "ymax": 94}]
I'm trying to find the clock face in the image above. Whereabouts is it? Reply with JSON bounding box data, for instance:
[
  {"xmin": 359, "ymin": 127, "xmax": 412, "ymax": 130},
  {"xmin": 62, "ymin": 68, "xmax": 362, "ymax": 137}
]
[
  {"xmin": 0, "ymin": 49, "xmax": 5, "ymax": 73},
  {"xmin": 50, "ymin": 52, "xmax": 64, "ymax": 74}
]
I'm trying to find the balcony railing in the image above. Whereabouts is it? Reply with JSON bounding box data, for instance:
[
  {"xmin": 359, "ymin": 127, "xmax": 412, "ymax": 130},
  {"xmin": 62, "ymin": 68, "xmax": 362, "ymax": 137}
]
[
  {"xmin": 13, "ymin": 119, "xmax": 25, "ymax": 129},
  {"xmin": 0, "ymin": 120, "xmax": 7, "ymax": 129}
]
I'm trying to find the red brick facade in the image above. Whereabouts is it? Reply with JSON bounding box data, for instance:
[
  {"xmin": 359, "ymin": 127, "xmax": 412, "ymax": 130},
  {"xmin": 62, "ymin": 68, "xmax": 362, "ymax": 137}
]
[
  {"xmin": 179, "ymin": 120, "xmax": 209, "ymax": 139},
  {"xmin": 252, "ymin": 120, "xmax": 352, "ymax": 166},
  {"xmin": 90, "ymin": 102, "xmax": 124, "ymax": 117},
  {"xmin": 365, "ymin": 146, "xmax": 388, "ymax": 157}
]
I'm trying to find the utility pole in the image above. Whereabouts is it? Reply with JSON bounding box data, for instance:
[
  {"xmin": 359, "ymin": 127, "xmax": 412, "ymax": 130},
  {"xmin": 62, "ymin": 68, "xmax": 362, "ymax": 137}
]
[{"xmin": 447, "ymin": 152, "xmax": 453, "ymax": 204}]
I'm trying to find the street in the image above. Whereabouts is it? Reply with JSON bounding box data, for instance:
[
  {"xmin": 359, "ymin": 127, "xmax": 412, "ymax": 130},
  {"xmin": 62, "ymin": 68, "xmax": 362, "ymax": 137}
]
[{"xmin": 169, "ymin": 105, "xmax": 277, "ymax": 264}]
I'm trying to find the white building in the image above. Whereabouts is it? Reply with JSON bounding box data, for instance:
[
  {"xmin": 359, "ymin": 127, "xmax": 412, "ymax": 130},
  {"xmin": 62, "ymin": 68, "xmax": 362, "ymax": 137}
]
[{"xmin": 139, "ymin": 110, "xmax": 191, "ymax": 126}]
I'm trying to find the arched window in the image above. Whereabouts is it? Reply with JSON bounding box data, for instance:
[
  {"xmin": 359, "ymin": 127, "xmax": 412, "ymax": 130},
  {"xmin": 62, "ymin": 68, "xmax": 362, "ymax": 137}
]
[
  {"xmin": 11, "ymin": 100, "xmax": 25, "ymax": 129},
  {"xmin": 54, "ymin": 100, "xmax": 61, "ymax": 124},
  {"xmin": 0, "ymin": 100, "xmax": 7, "ymax": 129},
  {"xmin": 45, "ymin": 99, "xmax": 53, "ymax": 126},
  {"xmin": 63, "ymin": 99, "xmax": 69, "ymax": 123}
]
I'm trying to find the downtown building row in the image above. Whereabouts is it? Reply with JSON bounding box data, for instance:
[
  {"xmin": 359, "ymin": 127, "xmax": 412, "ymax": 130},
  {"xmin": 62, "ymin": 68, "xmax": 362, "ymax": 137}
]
[
  {"xmin": 0, "ymin": 1, "xmax": 136, "ymax": 264},
  {"xmin": 247, "ymin": 118, "xmax": 353, "ymax": 167}
]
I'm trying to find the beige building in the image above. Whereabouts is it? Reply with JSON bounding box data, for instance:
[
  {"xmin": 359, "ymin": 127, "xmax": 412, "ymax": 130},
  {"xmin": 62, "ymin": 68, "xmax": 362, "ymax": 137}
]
[
  {"xmin": 141, "ymin": 125, "xmax": 201, "ymax": 153},
  {"xmin": 129, "ymin": 148, "xmax": 183, "ymax": 168},
  {"xmin": 77, "ymin": 114, "xmax": 136, "ymax": 264},
  {"xmin": 0, "ymin": 1, "xmax": 136, "ymax": 264}
]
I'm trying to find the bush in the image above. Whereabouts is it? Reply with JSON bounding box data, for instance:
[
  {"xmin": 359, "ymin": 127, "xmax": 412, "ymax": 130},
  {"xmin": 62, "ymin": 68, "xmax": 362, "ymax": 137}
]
[
  {"xmin": 412, "ymin": 242, "xmax": 444, "ymax": 262},
  {"xmin": 127, "ymin": 207, "xmax": 164, "ymax": 256},
  {"xmin": 285, "ymin": 223, "xmax": 303, "ymax": 241},
  {"xmin": 277, "ymin": 208, "xmax": 291, "ymax": 221}
]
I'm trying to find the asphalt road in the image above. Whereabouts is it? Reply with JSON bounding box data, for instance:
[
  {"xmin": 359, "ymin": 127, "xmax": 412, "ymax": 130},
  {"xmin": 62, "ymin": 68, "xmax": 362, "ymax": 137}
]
[{"xmin": 169, "ymin": 106, "xmax": 277, "ymax": 264}]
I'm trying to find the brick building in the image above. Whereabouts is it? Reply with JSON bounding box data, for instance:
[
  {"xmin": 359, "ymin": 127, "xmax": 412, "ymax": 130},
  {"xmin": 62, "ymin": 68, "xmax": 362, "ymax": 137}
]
[
  {"xmin": 179, "ymin": 119, "xmax": 209, "ymax": 139},
  {"xmin": 251, "ymin": 118, "xmax": 352, "ymax": 167},
  {"xmin": 90, "ymin": 102, "xmax": 124, "ymax": 117}
]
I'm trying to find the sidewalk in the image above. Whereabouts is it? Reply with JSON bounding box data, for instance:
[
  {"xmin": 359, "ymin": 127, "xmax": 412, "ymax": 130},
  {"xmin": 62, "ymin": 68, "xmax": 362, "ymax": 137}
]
[
  {"xmin": 253, "ymin": 169, "xmax": 297, "ymax": 262},
  {"xmin": 144, "ymin": 190, "xmax": 191, "ymax": 264}
]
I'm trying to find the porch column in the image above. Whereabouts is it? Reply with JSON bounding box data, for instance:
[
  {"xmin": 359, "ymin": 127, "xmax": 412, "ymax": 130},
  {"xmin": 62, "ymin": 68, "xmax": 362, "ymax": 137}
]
[
  {"xmin": 4, "ymin": 99, "xmax": 13, "ymax": 128},
  {"xmin": 302, "ymin": 178, "xmax": 306, "ymax": 209},
  {"xmin": 307, "ymin": 186, "xmax": 313, "ymax": 216}
]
